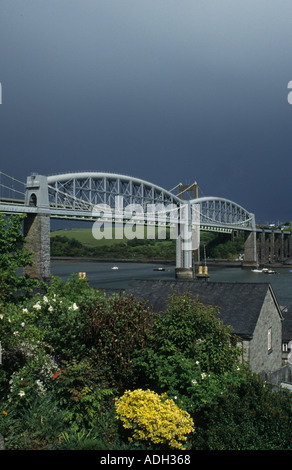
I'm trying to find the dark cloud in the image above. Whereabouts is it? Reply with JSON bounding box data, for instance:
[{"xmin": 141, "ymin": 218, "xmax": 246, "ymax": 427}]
[{"xmin": 1, "ymin": 0, "xmax": 292, "ymax": 223}]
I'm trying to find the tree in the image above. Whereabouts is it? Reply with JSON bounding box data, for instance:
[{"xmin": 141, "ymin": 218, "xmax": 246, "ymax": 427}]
[
  {"xmin": 0, "ymin": 214, "xmax": 37, "ymax": 304},
  {"xmin": 82, "ymin": 293, "xmax": 155, "ymax": 390},
  {"xmin": 133, "ymin": 292, "xmax": 241, "ymax": 409}
]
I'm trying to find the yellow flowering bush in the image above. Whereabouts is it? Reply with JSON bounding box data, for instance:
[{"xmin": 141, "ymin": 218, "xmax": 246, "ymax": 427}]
[{"xmin": 115, "ymin": 389, "xmax": 194, "ymax": 449}]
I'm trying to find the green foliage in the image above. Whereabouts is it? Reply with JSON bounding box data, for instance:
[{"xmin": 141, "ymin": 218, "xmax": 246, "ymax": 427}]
[
  {"xmin": 51, "ymin": 228, "xmax": 244, "ymax": 261},
  {"xmin": 2, "ymin": 353, "xmax": 58, "ymax": 413},
  {"xmin": 0, "ymin": 222, "xmax": 292, "ymax": 450},
  {"xmin": 203, "ymin": 232, "xmax": 245, "ymax": 259},
  {"xmin": 28, "ymin": 276, "xmax": 100, "ymax": 360},
  {"xmin": 134, "ymin": 292, "xmax": 241, "ymax": 407},
  {"xmin": 192, "ymin": 368, "xmax": 292, "ymax": 450},
  {"xmin": 82, "ymin": 293, "xmax": 155, "ymax": 389},
  {"xmin": 49, "ymin": 235, "xmax": 85, "ymax": 257},
  {"xmin": 58, "ymin": 428, "xmax": 110, "ymax": 450},
  {"xmin": 0, "ymin": 214, "xmax": 38, "ymax": 303},
  {"xmin": 50, "ymin": 232, "xmax": 176, "ymax": 259},
  {"xmin": 52, "ymin": 358, "xmax": 113, "ymax": 430},
  {"xmin": 0, "ymin": 392, "xmax": 67, "ymax": 450}
]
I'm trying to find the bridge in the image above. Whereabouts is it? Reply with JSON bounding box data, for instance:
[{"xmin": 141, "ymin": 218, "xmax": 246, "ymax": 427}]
[{"xmin": 0, "ymin": 171, "xmax": 290, "ymax": 280}]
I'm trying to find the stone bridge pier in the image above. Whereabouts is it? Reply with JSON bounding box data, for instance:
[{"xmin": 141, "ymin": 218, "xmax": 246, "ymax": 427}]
[
  {"xmin": 242, "ymin": 230, "xmax": 257, "ymax": 267},
  {"xmin": 257, "ymin": 229, "xmax": 292, "ymax": 265},
  {"xmin": 23, "ymin": 213, "xmax": 51, "ymax": 280},
  {"xmin": 23, "ymin": 174, "xmax": 51, "ymax": 281}
]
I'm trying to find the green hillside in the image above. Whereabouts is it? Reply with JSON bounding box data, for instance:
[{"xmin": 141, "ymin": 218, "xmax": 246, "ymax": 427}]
[
  {"xmin": 50, "ymin": 228, "xmax": 245, "ymax": 260},
  {"xmin": 50, "ymin": 227, "xmax": 177, "ymax": 259},
  {"xmin": 50, "ymin": 228, "xmax": 127, "ymax": 247}
]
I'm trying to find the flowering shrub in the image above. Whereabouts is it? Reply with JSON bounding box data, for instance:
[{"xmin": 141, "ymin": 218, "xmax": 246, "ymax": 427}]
[
  {"xmin": 4, "ymin": 354, "xmax": 59, "ymax": 411},
  {"xmin": 115, "ymin": 389, "xmax": 194, "ymax": 449},
  {"xmin": 27, "ymin": 291, "xmax": 85, "ymax": 360},
  {"xmin": 0, "ymin": 303, "xmax": 44, "ymax": 353}
]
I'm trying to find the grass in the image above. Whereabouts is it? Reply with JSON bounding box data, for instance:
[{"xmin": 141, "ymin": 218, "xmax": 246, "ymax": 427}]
[
  {"xmin": 50, "ymin": 227, "xmax": 175, "ymax": 247},
  {"xmin": 50, "ymin": 228, "xmax": 126, "ymax": 247}
]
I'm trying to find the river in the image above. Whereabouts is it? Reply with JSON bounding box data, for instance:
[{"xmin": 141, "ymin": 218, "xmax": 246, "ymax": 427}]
[{"xmin": 51, "ymin": 260, "xmax": 292, "ymax": 308}]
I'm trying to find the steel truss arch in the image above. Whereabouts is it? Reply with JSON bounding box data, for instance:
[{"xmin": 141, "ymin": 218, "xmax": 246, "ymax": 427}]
[
  {"xmin": 47, "ymin": 172, "xmax": 181, "ymax": 215},
  {"xmin": 190, "ymin": 196, "xmax": 255, "ymax": 231}
]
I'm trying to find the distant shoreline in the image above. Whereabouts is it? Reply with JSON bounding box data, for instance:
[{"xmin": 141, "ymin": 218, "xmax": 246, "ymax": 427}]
[
  {"xmin": 51, "ymin": 256, "xmax": 175, "ymax": 264},
  {"xmin": 51, "ymin": 257, "xmax": 241, "ymax": 267},
  {"xmin": 51, "ymin": 257, "xmax": 292, "ymax": 268}
]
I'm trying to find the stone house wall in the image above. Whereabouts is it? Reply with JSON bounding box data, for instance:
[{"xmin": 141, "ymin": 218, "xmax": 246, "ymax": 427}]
[{"xmin": 248, "ymin": 289, "xmax": 282, "ymax": 375}]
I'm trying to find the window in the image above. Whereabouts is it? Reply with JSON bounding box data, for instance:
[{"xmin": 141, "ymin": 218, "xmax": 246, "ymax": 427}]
[{"xmin": 268, "ymin": 327, "xmax": 272, "ymax": 352}]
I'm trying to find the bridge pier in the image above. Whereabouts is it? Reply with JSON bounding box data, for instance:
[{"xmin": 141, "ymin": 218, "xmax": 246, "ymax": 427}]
[
  {"xmin": 242, "ymin": 230, "xmax": 257, "ymax": 267},
  {"xmin": 23, "ymin": 213, "xmax": 51, "ymax": 281},
  {"xmin": 257, "ymin": 229, "xmax": 292, "ymax": 265},
  {"xmin": 23, "ymin": 174, "xmax": 51, "ymax": 281}
]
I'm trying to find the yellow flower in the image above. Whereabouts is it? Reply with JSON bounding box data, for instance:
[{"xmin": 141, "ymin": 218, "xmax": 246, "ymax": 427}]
[{"xmin": 115, "ymin": 389, "xmax": 194, "ymax": 450}]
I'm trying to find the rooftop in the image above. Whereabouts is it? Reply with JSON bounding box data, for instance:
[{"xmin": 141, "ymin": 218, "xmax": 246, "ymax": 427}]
[{"xmin": 124, "ymin": 279, "xmax": 281, "ymax": 339}]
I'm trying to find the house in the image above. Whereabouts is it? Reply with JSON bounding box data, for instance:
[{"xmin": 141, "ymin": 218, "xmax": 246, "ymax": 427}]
[
  {"xmin": 124, "ymin": 279, "xmax": 283, "ymax": 377},
  {"xmin": 281, "ymin": 307, "xmax": 292, "ymax": 363}
]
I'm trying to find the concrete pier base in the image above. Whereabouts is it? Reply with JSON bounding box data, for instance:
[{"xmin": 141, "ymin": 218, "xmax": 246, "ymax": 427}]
[
  {"xmin": 242, "ymin": 230, "xmax": 257, "ymax": 268},
  {"xmin": 175, "ymin": 267, "xmax": 194, "ymax": 280}
]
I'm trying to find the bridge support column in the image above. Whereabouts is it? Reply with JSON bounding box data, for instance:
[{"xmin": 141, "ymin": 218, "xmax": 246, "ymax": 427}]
[
  {"xmin": 260, "ymin": 230, "xmax": 267, "ymax": 265},
  {"xmin": 242, "ymin": 231, "xmax": 257, "ymax": 267},
  {"xmin": 175, "ymin": 202, "xmax": 194, "ymax": 279},
  {"xmin": 23, "ymin": 213, "xmax": 51, "ymax": 281},
  {"xmin": 175, "ymin": 235, "xmax": 194, "ymax": 279}
]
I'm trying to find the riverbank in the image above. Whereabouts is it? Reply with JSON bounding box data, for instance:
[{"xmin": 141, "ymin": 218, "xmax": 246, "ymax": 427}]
[
  {"xmin": 51, "ymin": 256, "xmax": 175, "ymax": 264},
  {"xmin": 51, "ymin": 257, "xmax": 292, "ymax": 268}
]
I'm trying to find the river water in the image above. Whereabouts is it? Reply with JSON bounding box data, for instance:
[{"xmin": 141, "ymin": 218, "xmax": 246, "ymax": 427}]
[{"xmin": 51, "ymin": 261, "xmax": 292, "ymax": 308}]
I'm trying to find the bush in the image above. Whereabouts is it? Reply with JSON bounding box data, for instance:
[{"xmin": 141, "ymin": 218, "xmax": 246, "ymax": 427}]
[
  {"xmin": 82, "ymin": 293, "xmax": 155, "ymax": 389},
  {"xmin": 115, "ymin": 389, "xmax": 194, "ymax": 450},
  {"xmin": 0, "ymin": 214, "xmax": 38, "ymax": 303}
]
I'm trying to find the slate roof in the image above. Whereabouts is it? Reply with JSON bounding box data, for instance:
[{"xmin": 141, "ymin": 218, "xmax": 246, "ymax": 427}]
[{"xmin": 124, "ymin": 279, "xmax": 282, "ymax": 340}]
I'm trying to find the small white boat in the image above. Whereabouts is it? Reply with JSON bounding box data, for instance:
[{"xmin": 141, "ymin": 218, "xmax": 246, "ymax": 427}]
[
  {"xmin": 251, "ymin": 269, "xmax": 263, "ymax": 273},
  {"xmin": 111, "ymin": 266, "xmax": 119, "ymax": 270}
]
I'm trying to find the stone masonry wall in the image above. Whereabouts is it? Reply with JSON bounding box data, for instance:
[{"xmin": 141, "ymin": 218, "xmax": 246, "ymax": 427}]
[
  {"xmin": 248, "ymin": 289, "xmax": 282, "ymax": 375},
  {"xmin": 23, "ymin": 213, "xmax": 51, "ymax": 280}
]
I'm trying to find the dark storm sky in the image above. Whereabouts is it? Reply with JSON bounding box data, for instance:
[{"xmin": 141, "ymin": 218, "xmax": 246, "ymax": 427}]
[{"xmin": 1, "ymin": 0, "xmax": 292, "ymax": 224}]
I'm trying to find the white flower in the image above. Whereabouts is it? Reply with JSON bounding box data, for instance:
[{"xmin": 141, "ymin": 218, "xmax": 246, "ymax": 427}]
[
  {"xmin": 48, "ymin": 306, "xmax": 53, "ymax": 312},
  {"xmin": 18, "ymin": 390, "xmax": 25, "ymax": 397},
  {"xmin": 21, "ymin": 322, "xmax": 25, "ymax": 327},
  {"xmin": 195, "ymin": 361, "xmax": 200, "ymax": 365},
  {"xmin": 191, "ymin": 379, "xmax": 198, "ymax": 385},
  {"xmin": 22, "ymin": 308, "xmax": 28, "ymax": 313},
  {"xmin": 201, "ymin": 373, "xmax": 207, "ymax": 379},
  {"xmin": 69, "ymin": 303, "xmax": 78, "ymax": 311},
  {"xmin": 0, "ymin": 314, "xmax": 3, "ymax": 320},
  {"xmin": 36, "ymin": 379, "xmax": 46, "ymax": 394},
  {"xmin": 42, "ymin": 296, "xmax": 48, "ymax": 303},
  {"xmin": 33, "ymin": 303, "xmax": 41, "ymax": 310}
]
